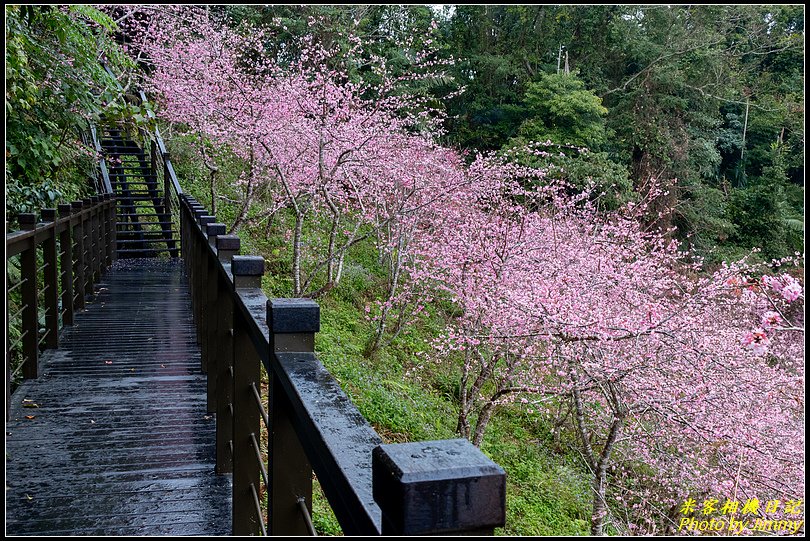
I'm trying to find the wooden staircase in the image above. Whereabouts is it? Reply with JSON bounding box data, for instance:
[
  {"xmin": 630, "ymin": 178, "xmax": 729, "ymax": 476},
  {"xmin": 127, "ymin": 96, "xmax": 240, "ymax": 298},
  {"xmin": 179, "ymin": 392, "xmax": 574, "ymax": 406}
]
[{"xmin": 100, "ymin": 126, "xmax": 178, "ymax": 258}]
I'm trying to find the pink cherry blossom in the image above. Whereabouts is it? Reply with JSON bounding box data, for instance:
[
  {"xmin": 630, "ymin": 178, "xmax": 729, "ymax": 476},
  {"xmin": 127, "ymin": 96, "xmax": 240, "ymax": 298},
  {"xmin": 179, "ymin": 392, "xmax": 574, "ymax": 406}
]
[
  {"xmin": 781, "ymin": 281, "xmax": 803, "ymax": 302},
  {"xmin": 742, "ymin": 328, "xmax": 770, "ymax": 355},
  {"xmin": 761, "ymin": 311, "xmax": 782, "ymax": 329}
]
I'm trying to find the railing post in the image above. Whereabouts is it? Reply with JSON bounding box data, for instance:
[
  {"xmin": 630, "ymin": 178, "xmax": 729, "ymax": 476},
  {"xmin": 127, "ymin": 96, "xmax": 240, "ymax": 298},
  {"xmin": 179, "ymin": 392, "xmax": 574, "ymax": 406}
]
[
  {"xmin": 162, "ymin": 150, "xmax": 171, "ymax": 229},
  {"xmin": 100, "ymin": 194, "xmax": 112, "ymax": 269},
  {"xmin": 179, "ymin": 195, "xmax": 188, "ymax": 271},
  {"xmin": 70, "ymin": 201, "xmax": 86, "ymax": 310},
  {"xmin": 192, "ymin": 208, "xmax": 206, "ymax": 336},
  {"xmin": 94, "ymin": 197, "xmax": 104, "ymax": 274},
  {"xmin": 178, "ymin": 195, "xmax": 186, "ymax": 262},
  {"xmin": 150, "ymin": 140, "xmax": 157, "ymax": 180},
  {"xmin": 190, "ymin": 207, "xmax": 206, "ymax": 341},
  {"xmin": 186, "ymin": 199, "xmax": 203, "ymax": 277},
  {"xmin": 58, "ymin": 204, "xmax": 74, "ymax": 326},
  {"xmin": 83, "ymin": 197, "xmax": 98, "ymax": 288},
  {"xmin": 97, "ymin": 197, "xmax": 106, "ymax": 271},
  {"xmin": 266, "ymin": 298, "xmax": 318, "ymax": 535},
  {"xmin": 40, "ymin": 209, "xmax": 59, "ymax": 349},
  {"xmin": 372, "ymin": 439, "xmax": 507, "ymax": 535},
  {"xmin": 6, "ymin": 264, "xmax": 10, "ymax": 419},
  {"xmin": 82, "ymin": 198, "xmax": 94, "ymax": 296},
  {"xmin": 205, "ymin": 222, "xmax": 226, "ymax": 412},
  {"xmin": 109, "ymin": 194, "xmax": 117, "ymax": 262},
  {"xmin": 90, "ymin": 196, "xmax": 101, "ymax": 280},
  {"xmin": 18, "ymin": 213, "xmax": 39, "ymax": 379},
  {"xmin": 215, "ymin": 234, "xmax": 240, "ymax": 474},
  {"xmin": 197, "ymin": 214, "xmax": 216, "ymax": 372},
  {"xmin": 231, "ymin": 255, "xmax": 265, "ymax": 535}
]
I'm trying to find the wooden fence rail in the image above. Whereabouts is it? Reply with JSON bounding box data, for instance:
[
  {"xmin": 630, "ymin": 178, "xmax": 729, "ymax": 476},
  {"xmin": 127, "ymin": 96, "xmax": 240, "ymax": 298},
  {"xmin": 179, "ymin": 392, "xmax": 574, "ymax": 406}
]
[
  {"xmin": 5, "ymin": 195, "xmax": 116, "ymax": 417},
  {"xmin": 180, "ymin": 194, "xmax": 507, "ymax": 535}
]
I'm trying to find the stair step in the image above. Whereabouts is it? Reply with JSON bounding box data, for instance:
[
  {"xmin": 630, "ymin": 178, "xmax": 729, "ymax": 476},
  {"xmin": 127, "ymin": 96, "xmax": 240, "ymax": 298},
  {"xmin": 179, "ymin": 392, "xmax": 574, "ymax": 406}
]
[
  {"xmin": 117, "ymin": 230, "xmax": 174, "ymax": 234},
  {"xmin": 117, "ymin": 231, "xmax": 177, "ymax": 236},
  {"xmin": 117, "ymin": 231, "xmax": 177, "ymax": 237},
  {"xmin": 110, "ymin": 178, "xmax": 159, "ymax": 183},
  {"xmin": 117, "ymin": 213, "xmax": 166, "ymax": 217},
  {"xmin": 101, "ymin": 138, "xmax": 138, "ymax": 144},
  {"xmin": 116, "ymin": 225, "xmax": 176, "ymax": 231},
  {"xmin": 116, "ymin": 248, "xmax": 177, "ymax": 254},
  {"xmin": 116, "ymin": 221, "xmax": 175, "ymax": 226},
  {"xmin": 115, "ymin": 196, "xmax": 167, "ymax": 202},
  {"xmin": 110, "ymin": 179, "xmax": 158, "ymax": 183},
  {"xmin": 116, "ymin": 238, "xmax": 176, "ymax": 244}
]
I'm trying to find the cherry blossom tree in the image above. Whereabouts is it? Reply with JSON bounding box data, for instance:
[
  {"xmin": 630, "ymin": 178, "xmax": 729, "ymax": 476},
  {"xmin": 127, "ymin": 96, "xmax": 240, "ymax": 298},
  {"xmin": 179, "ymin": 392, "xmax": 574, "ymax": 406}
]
[
  {"xmin": 132, "ymin": 6, "xmax": 457, "ymax": 296},
  {"xmin": 418, "ymin": 174, "xmax": 804, "ymax": 534}
]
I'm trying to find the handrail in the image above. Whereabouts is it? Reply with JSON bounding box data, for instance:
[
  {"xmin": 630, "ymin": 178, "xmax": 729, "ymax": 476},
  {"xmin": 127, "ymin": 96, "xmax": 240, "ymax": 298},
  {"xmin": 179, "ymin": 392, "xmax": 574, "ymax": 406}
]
[
  {"xmin": 180, "ymin": 194, "xmax": 507, "ymax": 535},
  {"xmin": 89, "ymin": 124, "xmax": 114, "ymax": 194},
  {"xmin": 5, "ymin": 195, "xmax": 117, "ymax": 418},
  {"xmin": 137, "ymin": 89, "xmax": 183, "ymax": 197}
]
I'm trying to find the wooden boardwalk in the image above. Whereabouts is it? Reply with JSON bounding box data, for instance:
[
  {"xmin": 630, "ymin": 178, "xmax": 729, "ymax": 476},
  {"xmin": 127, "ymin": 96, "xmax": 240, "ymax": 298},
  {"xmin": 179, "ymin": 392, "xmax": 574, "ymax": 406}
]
[{"xmin": 5, "ymin": 259, "xmax": 231, "ymax": 536}]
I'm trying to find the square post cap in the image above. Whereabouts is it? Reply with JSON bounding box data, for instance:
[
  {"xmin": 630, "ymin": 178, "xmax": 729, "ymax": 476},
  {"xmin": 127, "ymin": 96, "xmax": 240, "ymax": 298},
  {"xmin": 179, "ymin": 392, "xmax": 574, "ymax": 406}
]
[
  {"xmin": 217, "ymin": 234, "xmax": 241, "ymax": 252},
  {"xmin": 372, "ymin": 439, "xmax": 506, "ymax": 535},
  {"xmin": 18, "ymin": 213, "xmax": 37, "ymax": 228},
  {"xmin": 207, "ymin": 223, "xmax": 227, "ymax": 237},
  {"xmin": 267, "ymin": 299, "xmax": 320, "ymax": 333},
  {"xmin": 232, "ymin": 255, "xmax": 265, "ymax": 276}
]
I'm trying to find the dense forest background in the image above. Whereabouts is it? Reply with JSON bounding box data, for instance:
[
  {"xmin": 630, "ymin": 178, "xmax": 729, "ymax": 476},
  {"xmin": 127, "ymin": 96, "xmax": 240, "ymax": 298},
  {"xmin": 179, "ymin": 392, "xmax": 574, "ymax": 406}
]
[
  {"xmin": 7, "ymin": 5, "xmax": 805, "ymax": 264},
  {"xmin": 203, "ymin": 4, "xmax": 805, "ymax": 263}
]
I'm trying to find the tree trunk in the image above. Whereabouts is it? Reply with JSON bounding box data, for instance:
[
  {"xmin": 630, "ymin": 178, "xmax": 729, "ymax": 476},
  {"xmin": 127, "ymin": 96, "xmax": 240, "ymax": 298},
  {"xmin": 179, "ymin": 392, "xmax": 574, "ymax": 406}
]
[
  {"xmin": 292, "ymin": 209, "xmax": 304, "ymax": 296},
  {"xmin": 210, "ymin": 174, "xmax": 217, "ymax": 216},
  {"xmin": 230, "ymin": 146, "xmax": 255, "ymax": 233},
  {"xmin": 370, "ymin": 236, "xmax": 403, "ymax": 354},
  {"xmin": 590, "ymin": 470, "xmax": 609, "ymax": 536},
  {"xmin": 472, "ymin": 399, "xmax": 497, "ymax": 447},
  {"xmin": 590, "ymin": 416, "xmax": 623, "ymax": 535},
  {"xmin": 456, "ymin": 349, "xmax": 473, "ymax": 439},
  {"xmin": 323, "ymin": 187, "xmax": 340, "ymax": 285}
]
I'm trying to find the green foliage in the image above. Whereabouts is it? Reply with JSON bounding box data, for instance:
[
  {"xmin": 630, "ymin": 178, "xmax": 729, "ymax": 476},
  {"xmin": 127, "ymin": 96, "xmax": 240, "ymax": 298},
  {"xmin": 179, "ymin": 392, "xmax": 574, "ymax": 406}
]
[
  {"xmin": 218, "ymin": 5, "xmax": 447, "ymax": 98},
  {"xmin": 5, "ymin": 5, "xmax": 133, "ymax": 219},
  {"xmin": 439, "ymin": 5, "xmax": 803, "ymax": 261},
  {"xmin": 517, "ymin": 72, "xmax": 608, "ymax": 149},
  {"xmin": 726, "ymin": 144, "xmax": 804, "ymax": 261},
  {"xmin": 503, "ymin": 142, "xmax": 634, "ymax": 210}
]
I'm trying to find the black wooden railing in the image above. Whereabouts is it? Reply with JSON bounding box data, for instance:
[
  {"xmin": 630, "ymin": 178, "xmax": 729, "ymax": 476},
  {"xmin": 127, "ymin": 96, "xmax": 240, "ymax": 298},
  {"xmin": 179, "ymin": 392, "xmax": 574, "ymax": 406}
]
[
  {"xmin": 136, "ymin": 89, "xmax": 183, "ymax": 226},
  {"xmin": 180, "ymin": 194, "xmax": 507, "ymax": 535},
  {"xmin": 5, "ymin": 196, "xmax": 117, "ymax": 417},
  {"xmin": 89, "ymin": 124, "xmax": 114, "ymax": 194}
]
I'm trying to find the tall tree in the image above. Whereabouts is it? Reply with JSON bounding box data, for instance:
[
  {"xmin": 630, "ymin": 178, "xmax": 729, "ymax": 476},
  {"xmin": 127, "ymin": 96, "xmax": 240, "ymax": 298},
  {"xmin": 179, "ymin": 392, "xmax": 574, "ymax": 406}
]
[{"xmin": 5, "ymin": 5, "xmax": 134, "ymax": 216}]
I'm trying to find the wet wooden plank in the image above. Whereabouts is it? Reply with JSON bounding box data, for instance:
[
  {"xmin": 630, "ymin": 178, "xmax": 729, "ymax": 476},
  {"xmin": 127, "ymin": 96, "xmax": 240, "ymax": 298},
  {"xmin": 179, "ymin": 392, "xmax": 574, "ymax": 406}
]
[{"xmin": 5, "ymin": 259, "xmax": 231, "ymax": 536}]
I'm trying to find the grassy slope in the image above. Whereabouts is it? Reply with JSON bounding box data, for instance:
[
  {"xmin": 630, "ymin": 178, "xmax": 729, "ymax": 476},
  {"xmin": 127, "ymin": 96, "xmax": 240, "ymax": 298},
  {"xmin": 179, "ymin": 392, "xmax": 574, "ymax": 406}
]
[{"xmin": 172, "ymin": 142, "xmax": 592, "ymax": 535}]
